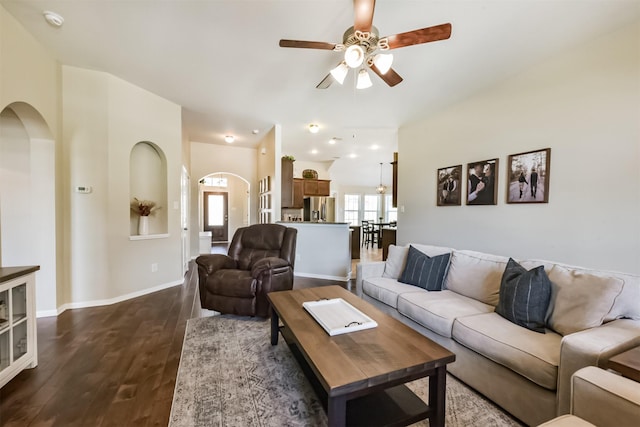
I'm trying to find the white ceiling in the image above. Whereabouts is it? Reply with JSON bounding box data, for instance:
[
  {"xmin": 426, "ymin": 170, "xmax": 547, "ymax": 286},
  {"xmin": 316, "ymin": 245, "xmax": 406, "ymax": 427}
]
[{"xmin": 2, "ymin": 0, "xmax": 639, "ymax": 187}]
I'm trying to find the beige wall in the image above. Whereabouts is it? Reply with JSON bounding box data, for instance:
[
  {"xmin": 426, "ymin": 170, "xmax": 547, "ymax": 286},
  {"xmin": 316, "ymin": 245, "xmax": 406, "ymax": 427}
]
[
  {"xmin": 63, "ymin": 66, "xmax": 184, "ymax": 305},
  {"xmin": 398, "ymin": 22, "xmax": 640, "ymax": 274}
]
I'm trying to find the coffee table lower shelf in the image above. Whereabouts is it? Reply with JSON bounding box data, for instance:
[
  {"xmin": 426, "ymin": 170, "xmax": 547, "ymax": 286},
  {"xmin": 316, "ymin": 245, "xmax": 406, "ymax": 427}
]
[{"xmin": 280, "ymin": 325, "xmax": 431, "ymax": 427}]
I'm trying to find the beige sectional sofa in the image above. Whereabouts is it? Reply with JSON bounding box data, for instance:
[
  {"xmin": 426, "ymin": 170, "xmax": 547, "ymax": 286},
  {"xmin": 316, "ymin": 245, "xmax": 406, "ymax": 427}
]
[{"xmin": 356, "ymin": 244, "xmax": 640, "ymax": 426}]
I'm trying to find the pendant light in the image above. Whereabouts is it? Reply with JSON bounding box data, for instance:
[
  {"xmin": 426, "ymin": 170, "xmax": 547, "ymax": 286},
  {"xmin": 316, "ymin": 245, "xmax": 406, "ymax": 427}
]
[{"xmin": 376, "ymin": 162, "xmax": 387, "ymax": 194}]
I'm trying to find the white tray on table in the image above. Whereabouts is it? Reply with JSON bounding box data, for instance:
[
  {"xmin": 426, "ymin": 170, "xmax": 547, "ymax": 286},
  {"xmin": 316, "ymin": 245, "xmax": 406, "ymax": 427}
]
[{"xmin": 302, "ymin": 298, "xmax": 378, "ymax": 336}]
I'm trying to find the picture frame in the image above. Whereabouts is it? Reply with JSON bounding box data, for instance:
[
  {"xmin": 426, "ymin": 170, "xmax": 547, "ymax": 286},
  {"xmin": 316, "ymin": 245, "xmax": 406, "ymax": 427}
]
[
  {"xmin": 466, "ymin": 158, "xmax": 499, "ymax": 205},
  {"xmin": 506, "ymin": 148, "xmax": 551, "ymax": 203},
  {"xmin": 437, "ymin": 165, "xmax": 462, "ymax": 206}
]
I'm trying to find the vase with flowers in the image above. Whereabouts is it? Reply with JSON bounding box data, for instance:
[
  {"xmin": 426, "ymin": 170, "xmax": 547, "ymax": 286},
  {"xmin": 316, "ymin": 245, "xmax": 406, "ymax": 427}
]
[{"xmin": 131, "ymin": 198, "xmax": 161, "ymax": 235}]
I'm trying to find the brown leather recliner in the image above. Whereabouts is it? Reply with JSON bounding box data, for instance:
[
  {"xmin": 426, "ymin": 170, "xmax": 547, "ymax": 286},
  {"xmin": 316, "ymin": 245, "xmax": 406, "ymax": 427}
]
[{"xmin": 195, "ymin": 223, "xmax": 297, "ymax": 317}]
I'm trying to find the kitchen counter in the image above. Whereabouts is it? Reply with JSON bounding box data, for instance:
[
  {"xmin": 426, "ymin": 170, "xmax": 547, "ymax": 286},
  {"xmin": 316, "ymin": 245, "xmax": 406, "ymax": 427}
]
[{"xmin": 276, "ymin": 222, "xmax": 351, "ymax": 281}]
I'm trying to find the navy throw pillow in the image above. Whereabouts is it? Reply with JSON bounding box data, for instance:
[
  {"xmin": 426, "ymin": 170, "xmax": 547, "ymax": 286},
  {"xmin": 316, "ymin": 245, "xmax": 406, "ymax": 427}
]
[
  {"xmin": 496, "ymin": 258, "xmax": 552, "ymax": 333},
  {"xmin": 398, "ymin": 246, "xmax": 450, "ymax": 291}
]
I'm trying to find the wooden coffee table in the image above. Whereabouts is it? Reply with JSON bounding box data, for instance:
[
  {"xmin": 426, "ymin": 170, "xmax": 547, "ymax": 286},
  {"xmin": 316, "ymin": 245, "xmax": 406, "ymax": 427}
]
[{"xmin": 268, "ymin": 285, "xmax": 456, "ymax": 427}]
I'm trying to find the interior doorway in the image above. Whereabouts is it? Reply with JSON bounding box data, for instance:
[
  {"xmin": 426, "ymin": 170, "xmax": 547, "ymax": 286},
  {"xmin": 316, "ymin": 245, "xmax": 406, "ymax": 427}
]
[
  {"xmin": 0, "ymin": 102, "xmax": 56, "ymax": 315},
  {"xmin": 203, "ymin": 191, "xmax": 228, "ymax": 242},
  {"xmin": 199, "ymin": 173, "xmax": 250, "ymax": 247}
]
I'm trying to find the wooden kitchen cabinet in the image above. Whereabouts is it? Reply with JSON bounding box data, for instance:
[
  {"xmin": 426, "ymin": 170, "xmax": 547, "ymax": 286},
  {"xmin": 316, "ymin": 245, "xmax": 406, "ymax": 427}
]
[
  {"xmin": 281, "ymin": 158, "xmax": 294, "ymax": 208},
  {"xmin": 303, "ymin": 179, "xmax": 330, "ymax": 196},
  {"xmin": 293, "ymin": 179, "xmax": 304, "ymax": 208}
]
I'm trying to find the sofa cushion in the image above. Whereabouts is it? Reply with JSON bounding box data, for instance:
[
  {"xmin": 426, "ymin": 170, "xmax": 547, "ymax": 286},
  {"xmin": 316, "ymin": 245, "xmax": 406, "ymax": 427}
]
[
  {"xmin": 453, "ymin": 312, "xmax": 562, "ymax": 390},
  {"xmin": 398, "ymin": 246, "xmax": 451, "ymax": 291},
  {"xmin": 397, "ymin": 290, "xmax": 494, "ymax": 338},
  {"xmin": 362, "ymin": 277, "xmax": 422, "ymax": 309},
  {"xmin": 382, "ymin": 245, "xmax": 409, "ymax": 279},
  {"xmin": 546, "ymin": 265, "xmax": 624, "ymax": 336},
  {"xmin": 444, "ymin": 250, "xmax": 509, "ymax": 306},
  {"xmin": 496, "ymin": 258, "xmax": 552, "ymax": 333}
]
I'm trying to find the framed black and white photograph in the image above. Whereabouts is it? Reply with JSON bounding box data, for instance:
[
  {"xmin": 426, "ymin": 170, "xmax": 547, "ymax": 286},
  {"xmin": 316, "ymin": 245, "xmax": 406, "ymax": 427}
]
[
  {"xmin": 466, "ymin": 158, "xmax": 499, "ymax": 205},
  {"xmin": 437, "ymin": 165, "xmax": 462, "ymax": 206},
  {"xmin": 507, "ymin": 148, "xmax": 551, "ymax": 203}
]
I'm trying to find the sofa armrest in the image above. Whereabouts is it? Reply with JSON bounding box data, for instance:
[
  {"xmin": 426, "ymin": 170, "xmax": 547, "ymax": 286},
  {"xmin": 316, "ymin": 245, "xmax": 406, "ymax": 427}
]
[
  {"xmin": 355, "ymin": 261, "xmax": 386, "ymax": 297},
  {"xmin": 251, "ymin": 256, "xmax": 291, "ymax": 278},
  {"xmin": 571, "ymin": 366, "xmax": 640, "ymax": 426},
  {"xmin": 557, "ymin": 319, "xmax": 640, "ymax": 414}
]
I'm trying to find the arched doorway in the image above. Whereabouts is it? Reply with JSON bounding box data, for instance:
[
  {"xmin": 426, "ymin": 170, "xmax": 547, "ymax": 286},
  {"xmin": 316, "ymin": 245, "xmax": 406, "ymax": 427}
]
[
  {"xmin": 199, "ymin": 172, "xmax": 250, "ymax": 248},
  {"xmin": 0, "ymin": 102, "xmax": 56, "ymax": 315}
]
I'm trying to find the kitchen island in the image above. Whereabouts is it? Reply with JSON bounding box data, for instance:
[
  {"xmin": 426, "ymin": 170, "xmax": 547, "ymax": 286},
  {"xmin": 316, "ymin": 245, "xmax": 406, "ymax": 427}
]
[{"xmin": 277, "ymin": 221, "xmax": 351, "ymax": 281}]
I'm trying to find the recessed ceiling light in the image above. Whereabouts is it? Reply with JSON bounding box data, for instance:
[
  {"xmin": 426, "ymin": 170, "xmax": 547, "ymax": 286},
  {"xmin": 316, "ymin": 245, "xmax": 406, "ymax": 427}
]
[
  {"xmin": 224, "ymin": 135, "xmax": 235, "ymax": 143},
  {"xmin": 252, "ymin": 129, "xmax": 259, "ymax": 134},
  {"xmin": 309, "ymin": 124, "xmax": 320, "ymax": 134},
  {"xmin": 349, "ymin": 153, "xmax": 357, "ymax": 159},
  {"xmin": 311, "ymin": 149, "xmax": 318, "ymax": 155},
  {"xmin": 370, "ymin": 144, "xmax": 379, "ymax": 150},
  {"xmin": 43, "ymin": 11, "xmax": 64, "ymax": 27}
]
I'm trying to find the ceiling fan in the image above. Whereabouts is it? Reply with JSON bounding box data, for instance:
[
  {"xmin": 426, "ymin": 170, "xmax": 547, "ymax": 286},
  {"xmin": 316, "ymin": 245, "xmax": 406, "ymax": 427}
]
[{"xmin": 279, "ymin": 0, "xmax": 452, "ymax": 89}]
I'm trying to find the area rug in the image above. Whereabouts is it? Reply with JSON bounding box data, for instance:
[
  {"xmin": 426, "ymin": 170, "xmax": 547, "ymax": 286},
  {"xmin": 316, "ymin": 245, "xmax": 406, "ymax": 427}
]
[{"xmin": 170, "ymin": 315, "xmax": 523, "ymax": 427}]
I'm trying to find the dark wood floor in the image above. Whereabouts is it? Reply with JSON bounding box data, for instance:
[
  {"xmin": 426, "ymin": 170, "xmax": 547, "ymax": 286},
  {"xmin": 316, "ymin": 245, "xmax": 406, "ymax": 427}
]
[{"xmin": 0, "ymin": 248, "xmax": 380, "ymax": 426}]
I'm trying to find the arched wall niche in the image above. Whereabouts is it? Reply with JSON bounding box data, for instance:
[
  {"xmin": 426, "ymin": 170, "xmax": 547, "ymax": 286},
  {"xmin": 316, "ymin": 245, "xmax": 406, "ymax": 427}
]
[
  {"xmin": 0, "ymin": 101, "xmax": 57, "ymax": 314},
  {"xmin": 199, "ymin": 172, "xmax": 250, "ymax": 241},
  {"xmin": 129, "ymin": 141, "xmax": 168, "ymax": 236}
]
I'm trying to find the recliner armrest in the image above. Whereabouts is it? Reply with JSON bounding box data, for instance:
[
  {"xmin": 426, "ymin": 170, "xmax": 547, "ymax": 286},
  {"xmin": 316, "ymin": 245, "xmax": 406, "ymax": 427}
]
[
  {"xmin": 251, "ymin": 256, "xmax": 291, "ymax": 278},
  {"xmin": 195, "ymin": 254, "xmax": 237, "ymax": 275}
]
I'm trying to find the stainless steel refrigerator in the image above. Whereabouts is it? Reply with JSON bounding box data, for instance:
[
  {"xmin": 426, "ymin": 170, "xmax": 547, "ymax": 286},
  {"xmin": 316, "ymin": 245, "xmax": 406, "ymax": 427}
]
[{"xmin": 303, "ymin": 197, "xmax": 336, "ymax": 222}]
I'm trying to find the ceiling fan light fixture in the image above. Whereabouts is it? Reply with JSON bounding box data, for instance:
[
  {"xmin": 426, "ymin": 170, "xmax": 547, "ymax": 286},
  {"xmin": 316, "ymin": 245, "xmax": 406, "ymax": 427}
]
[
  {"xmin": 373, "ymin": 53, "xmax": 394, "ymax": 74},
  {"xmin": 330, "ymin": 62, "xmax": 349, "ymax": 84},
  {"xmin": 344, "ymin": 45, "xmax": 365, "ymax": 68},
  {"xmin": 356, "ymin": 69, "xmax": 373, "ymax": 89}
]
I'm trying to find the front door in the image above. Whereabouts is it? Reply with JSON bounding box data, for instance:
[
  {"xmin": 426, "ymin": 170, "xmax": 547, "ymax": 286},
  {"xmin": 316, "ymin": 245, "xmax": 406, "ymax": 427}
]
[{"xmin": 204, "ymin": 191, "xmax": 228, "ymax": 242}]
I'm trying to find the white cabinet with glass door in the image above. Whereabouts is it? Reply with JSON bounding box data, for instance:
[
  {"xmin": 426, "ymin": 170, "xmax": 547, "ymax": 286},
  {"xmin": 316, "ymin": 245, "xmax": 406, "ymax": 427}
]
[{"xmin": 0, "ymin": 266, "xmax": 38, "ymax": 389}]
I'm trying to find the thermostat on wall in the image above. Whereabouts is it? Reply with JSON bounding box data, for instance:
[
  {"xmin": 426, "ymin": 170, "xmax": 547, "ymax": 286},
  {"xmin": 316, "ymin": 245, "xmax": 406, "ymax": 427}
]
[{"xmin": 75, "ymin": 186, "xmax": 92, "ymax": 194}]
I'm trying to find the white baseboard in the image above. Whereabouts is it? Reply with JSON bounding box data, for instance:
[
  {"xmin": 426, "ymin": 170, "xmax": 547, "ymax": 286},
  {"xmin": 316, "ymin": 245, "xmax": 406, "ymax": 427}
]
[
  {"xmin": 36, "ymin": 279, "xmax": 184, "ymax": 318},
  {"xmin": 294, "ymin": 272, "xmax": 350, "ymax": 282}
]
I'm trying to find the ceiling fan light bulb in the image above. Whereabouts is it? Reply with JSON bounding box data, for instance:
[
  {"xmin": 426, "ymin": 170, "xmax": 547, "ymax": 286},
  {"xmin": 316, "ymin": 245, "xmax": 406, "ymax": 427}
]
[
  {"xmin": 373, "ymin": 53, "xmax": 393, "ymax": 74},
  {"xmin": 330, "ymin": 62, "xmax": 349, "ymax": 84},
  {"xmin": 344, "ymin": 45, "xmax": 365, "ymax": 68},
  {"xmin": 356, "ymin": 69, "xmax": 373, "ymax": 89}
]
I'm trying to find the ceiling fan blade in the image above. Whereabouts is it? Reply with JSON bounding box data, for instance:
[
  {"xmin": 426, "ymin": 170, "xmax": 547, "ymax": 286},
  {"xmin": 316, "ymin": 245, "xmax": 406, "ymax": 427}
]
[
  {"xmin": 279, "ymin": 39, "xmax": 336, "ymax": 50},
  {"xmin": 385, "ymin": 23, "xmax": 452, "ymax": 50},
  {"xmin": 316, "ymin": 73, "xmax": 334, "ymax": 89},
  {"xmin": 353, "ymin": 0, "xmax": 376, "ymax": 33},
  {"xmin": 370, "ymin": 64, "xmax": 403, "ymax": 87}
]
